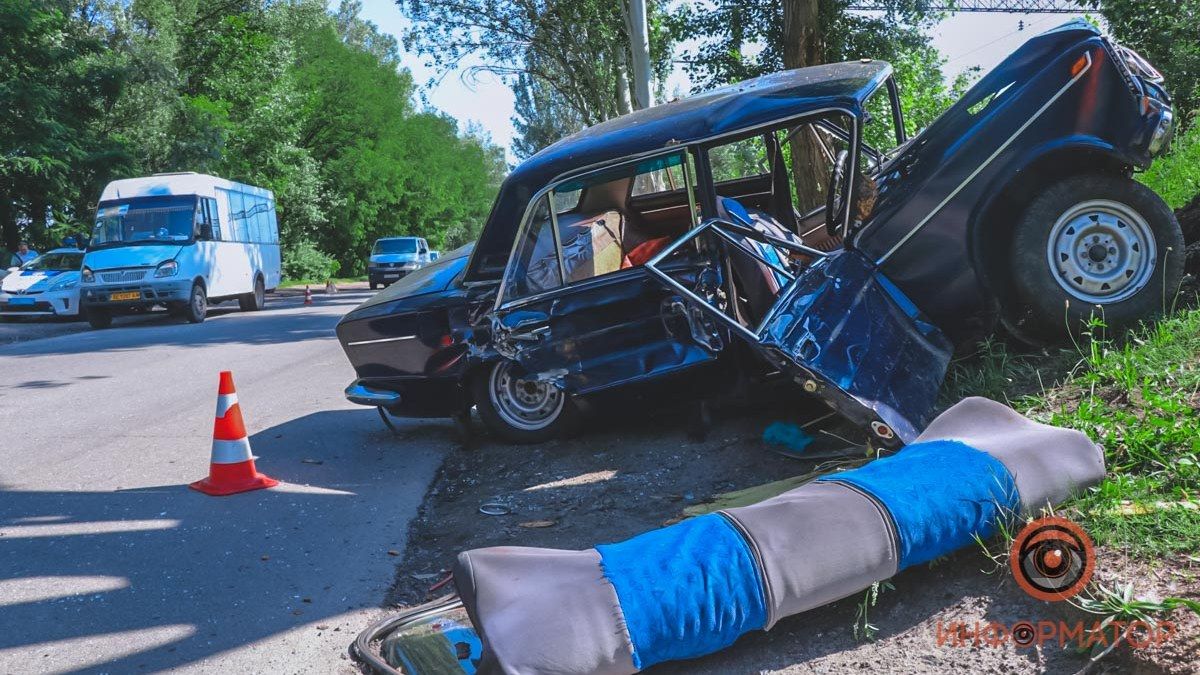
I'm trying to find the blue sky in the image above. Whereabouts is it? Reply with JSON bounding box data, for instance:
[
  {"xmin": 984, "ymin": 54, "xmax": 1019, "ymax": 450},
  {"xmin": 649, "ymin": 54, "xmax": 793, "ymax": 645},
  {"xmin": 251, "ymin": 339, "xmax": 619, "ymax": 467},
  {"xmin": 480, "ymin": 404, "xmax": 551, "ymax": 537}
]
[{"xmin": 354, "ymin": 1, "xmax": 1087, "ymax": 159}]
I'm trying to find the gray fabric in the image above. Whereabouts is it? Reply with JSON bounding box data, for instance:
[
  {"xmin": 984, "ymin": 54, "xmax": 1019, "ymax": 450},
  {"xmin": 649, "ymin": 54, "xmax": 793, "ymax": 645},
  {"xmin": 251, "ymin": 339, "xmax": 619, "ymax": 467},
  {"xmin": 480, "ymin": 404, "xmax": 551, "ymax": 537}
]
[
  {"xmin": 916, "ymin": 396, "xmax": 1106, "ymax": 514},
  {"xmin": 722, "ymin": 481, "xmax": 898, "ymax": 629},
  {"xmin": 454, "ymin": 546, "xmax": 636, "ymax": 675}
]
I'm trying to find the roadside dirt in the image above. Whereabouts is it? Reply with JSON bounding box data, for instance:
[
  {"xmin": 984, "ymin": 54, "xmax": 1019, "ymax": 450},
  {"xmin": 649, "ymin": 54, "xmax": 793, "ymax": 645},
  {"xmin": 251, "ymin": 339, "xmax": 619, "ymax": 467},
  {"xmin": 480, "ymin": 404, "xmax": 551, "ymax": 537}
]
[{"xmin": 380, "ymin": 391, "xmax": 1198, "ymax": 674}]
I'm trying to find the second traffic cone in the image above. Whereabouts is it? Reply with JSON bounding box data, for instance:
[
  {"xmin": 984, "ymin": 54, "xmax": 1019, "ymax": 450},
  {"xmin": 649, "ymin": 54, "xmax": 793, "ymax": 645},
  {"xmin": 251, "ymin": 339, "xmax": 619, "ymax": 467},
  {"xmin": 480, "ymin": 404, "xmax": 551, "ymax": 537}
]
[
  {"xmin": 304, "ymin": 285, "xmax": 313, "ymax": 305},
  {"xmin": 190, "ymin": 371, "xmax": 278, "ymax": 496}
]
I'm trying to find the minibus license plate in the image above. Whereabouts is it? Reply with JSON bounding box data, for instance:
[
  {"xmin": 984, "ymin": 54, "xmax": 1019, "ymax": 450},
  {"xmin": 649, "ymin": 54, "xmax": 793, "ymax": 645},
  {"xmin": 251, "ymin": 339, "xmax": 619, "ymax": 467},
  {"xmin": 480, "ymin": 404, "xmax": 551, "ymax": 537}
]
[{"xmin": 110, "ymin": 291, "xmax": 141, "ymax": 301}]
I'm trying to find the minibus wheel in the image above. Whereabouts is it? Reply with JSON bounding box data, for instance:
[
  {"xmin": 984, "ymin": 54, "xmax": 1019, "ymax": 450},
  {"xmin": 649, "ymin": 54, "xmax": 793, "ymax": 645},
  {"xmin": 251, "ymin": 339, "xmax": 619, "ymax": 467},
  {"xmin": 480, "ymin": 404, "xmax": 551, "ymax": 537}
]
[
  {"xmin": 239, "ymin": 276, "xmax": 265, "ymax": 311},
  {"xmin": 185, "ymin": 282, "xmax": 207, "ymax": 324}
]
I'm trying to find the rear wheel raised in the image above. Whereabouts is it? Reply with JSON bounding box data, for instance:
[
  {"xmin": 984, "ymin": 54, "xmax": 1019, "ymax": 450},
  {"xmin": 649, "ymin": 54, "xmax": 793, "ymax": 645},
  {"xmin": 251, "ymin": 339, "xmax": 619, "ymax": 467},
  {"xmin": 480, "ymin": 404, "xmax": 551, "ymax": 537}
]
[
  {"xmin": 471, "ymin": 360, "xmax": 578, "ymax": 444},
  {"xmin": 1011, "ymin": 174, "xmax": 1183, "ymax": 339}
]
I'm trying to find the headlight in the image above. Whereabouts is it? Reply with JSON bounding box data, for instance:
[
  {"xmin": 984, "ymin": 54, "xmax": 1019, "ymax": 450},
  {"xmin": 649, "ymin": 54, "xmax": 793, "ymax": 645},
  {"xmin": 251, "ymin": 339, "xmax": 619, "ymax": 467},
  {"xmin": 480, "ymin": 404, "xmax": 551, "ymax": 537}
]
[
  {"xmin": 154, "ymin": 260, "xmax": 179, "ymax": 278},
  {"xmin": 47, "ymin": 275, "xmax": 79, "ymax": 291},
  {"xmin": 81, "ymin": 266, "xmax": 94, "ymax": 283}
]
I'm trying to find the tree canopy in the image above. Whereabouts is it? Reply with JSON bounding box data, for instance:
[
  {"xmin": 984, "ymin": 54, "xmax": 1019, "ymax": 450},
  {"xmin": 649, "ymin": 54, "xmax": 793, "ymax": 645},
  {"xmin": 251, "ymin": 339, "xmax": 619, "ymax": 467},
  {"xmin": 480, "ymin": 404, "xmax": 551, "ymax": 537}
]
[{"xmin": 0, "ymin": 0, "xmax": 505, "ymax": 276}]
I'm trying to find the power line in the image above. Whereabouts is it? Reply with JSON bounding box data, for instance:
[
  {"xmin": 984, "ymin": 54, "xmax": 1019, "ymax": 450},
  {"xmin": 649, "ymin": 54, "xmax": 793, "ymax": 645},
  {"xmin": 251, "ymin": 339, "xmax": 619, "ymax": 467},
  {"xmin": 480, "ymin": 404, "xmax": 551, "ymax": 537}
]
[{"xmin": 848, "ymin": 0, "xmax": 1080, "ymax": 12}]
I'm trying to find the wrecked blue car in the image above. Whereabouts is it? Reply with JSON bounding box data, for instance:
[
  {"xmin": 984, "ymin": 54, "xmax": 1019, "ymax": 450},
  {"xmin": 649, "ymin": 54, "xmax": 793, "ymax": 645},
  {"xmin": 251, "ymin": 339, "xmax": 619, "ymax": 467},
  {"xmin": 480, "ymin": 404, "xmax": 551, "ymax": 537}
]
[{"xmin": 336, "ymin": 21, "xmax": 1180, "ymax": 445}]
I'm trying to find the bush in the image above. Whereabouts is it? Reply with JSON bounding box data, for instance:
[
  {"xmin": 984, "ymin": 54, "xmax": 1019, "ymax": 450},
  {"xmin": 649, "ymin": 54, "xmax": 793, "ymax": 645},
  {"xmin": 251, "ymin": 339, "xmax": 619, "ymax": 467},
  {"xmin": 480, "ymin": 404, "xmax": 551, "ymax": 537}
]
[{"xmin": 282, "ymin": 239, "xmax": 338, "ymax": 282}]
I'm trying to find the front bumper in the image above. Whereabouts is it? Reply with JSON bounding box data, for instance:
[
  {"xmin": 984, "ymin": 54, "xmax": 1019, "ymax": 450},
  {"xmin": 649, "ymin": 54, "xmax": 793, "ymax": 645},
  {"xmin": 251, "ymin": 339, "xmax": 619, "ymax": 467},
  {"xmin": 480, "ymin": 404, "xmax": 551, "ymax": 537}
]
[
  {"xmin": 81, "ymin": 278, "xmax": 192, "ymax": 308},
  {"xmin": 345, "ymin": 381, "xmax": 403, "ymax": 406},
  {"xmin": 343, "ymin": 377, "xmax": 468, "ymax": 417},
  {"xmin": 0, "ymin": 290, "xmax": 80, "ymax": 316},
  {"xmin": 369, "ymin": 265, "xmax": 419, "ymax": 282}
]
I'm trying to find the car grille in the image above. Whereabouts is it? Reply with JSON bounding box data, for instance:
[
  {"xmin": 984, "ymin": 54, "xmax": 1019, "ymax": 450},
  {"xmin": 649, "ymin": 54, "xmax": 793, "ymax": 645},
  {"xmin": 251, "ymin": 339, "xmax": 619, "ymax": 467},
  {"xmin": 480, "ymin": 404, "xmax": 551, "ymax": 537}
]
[{"xmin": 99, "ymin": 270, "xmax": 147, "ymax": 283}]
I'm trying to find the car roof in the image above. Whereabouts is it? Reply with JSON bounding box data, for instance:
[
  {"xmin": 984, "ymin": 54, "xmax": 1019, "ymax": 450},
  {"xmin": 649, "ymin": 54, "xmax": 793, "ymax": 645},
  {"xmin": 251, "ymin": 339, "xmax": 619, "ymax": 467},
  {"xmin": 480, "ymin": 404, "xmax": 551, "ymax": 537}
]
[
  {"xmin": 466, "ymin": 60, "xmax": 892, "ymax": 280},
  {"xmin": 376, "ymin": 236, "xmax": 420, "ymax": 241}
]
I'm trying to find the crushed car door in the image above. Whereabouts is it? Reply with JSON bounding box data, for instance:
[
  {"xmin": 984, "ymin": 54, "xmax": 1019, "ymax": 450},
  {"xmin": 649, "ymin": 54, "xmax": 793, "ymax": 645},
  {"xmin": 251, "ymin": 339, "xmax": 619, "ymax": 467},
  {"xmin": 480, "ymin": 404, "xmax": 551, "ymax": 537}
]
[
  {"xmin": 487, "ymin": 158, "xmax": 723, "ymax": 397},
  {"xmin": 643, "ymin": 217, "xmax": 953, "ymax": 446}
]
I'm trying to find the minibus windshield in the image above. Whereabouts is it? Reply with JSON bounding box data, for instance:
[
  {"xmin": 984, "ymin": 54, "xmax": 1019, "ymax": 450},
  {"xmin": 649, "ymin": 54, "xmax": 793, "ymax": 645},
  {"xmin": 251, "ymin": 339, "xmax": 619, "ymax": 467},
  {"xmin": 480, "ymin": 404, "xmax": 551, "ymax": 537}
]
[
  {"xmin": 373, "ymin": 238, "xmax": 418, "ymax": 254},
  {"xmin": 93, "ymin": 196, "xmax": 196, "ymax": 247}
]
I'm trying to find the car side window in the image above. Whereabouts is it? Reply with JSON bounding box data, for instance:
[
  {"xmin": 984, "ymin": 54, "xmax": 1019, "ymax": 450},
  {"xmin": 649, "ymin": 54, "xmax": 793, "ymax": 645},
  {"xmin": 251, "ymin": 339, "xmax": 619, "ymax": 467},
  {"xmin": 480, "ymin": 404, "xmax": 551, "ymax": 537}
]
[{"xmin": 499, "ymin": 196, "xmax": 563, "ymax": 304}]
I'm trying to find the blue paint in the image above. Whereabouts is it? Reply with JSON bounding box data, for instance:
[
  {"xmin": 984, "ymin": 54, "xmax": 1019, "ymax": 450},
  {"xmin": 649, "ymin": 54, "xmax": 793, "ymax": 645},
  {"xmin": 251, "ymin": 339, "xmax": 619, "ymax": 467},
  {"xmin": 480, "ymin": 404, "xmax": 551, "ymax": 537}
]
[
  {"xmin": 819, "ymin": 440, "xmax": 1019, "ymax": 569},
  {"xmin": 596, "ymin": 513, "xmax": 767, "ymax": 669}
]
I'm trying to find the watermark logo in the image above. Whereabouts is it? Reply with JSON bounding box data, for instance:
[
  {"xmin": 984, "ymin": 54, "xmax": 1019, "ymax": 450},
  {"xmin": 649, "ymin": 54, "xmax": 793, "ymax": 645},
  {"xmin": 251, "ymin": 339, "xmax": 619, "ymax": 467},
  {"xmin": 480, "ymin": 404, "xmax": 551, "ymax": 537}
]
[{"xmin": 1009, "ymin": 516, "xmax": 1095, "ymax": 602}]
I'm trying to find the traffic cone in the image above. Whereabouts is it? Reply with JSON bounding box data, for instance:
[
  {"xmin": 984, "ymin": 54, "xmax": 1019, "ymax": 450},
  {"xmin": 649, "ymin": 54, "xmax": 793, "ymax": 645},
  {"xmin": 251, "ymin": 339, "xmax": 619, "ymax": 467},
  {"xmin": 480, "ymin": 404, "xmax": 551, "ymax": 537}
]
[
  {"xmin": 190, "ymin": 371, "xmax": 278, "ymax": 496},
  {"xmin": 304, "ymin": 285, "xmax": 313, "ymax": 305}
]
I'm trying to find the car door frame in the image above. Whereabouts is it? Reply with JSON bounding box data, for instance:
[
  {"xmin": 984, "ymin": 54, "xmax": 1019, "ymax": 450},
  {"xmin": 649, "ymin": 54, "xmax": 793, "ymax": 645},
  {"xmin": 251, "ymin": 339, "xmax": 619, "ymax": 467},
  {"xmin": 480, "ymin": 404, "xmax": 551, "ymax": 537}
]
[{"xmin": 487, "ymin": 146, "xmax": 720, "ymax": 396}]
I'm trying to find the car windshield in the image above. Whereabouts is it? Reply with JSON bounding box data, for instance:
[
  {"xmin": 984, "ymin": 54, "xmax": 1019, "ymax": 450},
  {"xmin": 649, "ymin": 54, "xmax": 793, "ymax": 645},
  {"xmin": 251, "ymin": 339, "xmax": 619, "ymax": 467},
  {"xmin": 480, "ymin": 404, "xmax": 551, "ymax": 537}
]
[
  {"xmin": 93, "ymin": 196, "xmax": 197, "ymax": 246},
  {"xmin": 373, "ymin": 239, "xmax": 418, "ymax": 254},
  {"xmin": 22, "ymin": 252, "xmax": 83, "ymax": 271}
]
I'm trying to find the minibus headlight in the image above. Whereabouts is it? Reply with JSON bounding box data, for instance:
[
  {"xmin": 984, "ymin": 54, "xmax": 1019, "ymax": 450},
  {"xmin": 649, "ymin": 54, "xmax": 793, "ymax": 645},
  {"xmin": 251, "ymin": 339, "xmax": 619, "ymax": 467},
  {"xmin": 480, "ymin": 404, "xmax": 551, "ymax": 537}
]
[
  {"xmin": 81, "ymin": 266, "xmax": 94, "ymax": 283},
  {"xmin": 154, "ymin": 260, "xmax": 179, "ymax": 278}
]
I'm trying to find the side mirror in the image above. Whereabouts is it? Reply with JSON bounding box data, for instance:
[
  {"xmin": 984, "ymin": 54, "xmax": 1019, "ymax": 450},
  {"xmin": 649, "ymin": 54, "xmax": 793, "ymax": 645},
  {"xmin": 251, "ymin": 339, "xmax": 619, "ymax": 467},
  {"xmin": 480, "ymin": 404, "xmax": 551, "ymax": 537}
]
[{"xmin": 6, "ymin": 267, "xmax": 18, "ymax": 273}]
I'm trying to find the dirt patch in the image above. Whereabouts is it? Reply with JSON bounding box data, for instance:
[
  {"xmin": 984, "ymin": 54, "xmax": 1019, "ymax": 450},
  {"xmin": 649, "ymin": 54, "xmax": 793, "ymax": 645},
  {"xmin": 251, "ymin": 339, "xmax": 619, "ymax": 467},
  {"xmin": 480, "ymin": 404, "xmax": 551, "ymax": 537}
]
[{"xmin": 383, "ymin": 397, "xmax": 1197, "ymax": 674}]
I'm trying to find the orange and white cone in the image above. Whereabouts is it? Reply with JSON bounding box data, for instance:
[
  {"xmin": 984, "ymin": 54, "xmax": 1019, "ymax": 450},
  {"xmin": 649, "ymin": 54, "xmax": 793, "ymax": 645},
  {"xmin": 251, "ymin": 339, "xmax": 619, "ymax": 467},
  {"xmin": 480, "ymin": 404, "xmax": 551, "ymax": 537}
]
[
  {"xmin": 190, "ymin": 371, "xmax": 278, "ymax": 496},
  {"xmin": 304, "ymin": 285, "xmax": 313, "ymax": 305}
]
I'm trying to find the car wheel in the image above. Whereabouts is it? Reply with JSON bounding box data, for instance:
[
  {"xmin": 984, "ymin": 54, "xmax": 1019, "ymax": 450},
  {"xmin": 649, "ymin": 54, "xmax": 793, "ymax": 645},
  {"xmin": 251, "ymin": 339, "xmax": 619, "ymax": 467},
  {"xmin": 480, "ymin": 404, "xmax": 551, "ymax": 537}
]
[
  {"xmin": 239, "ymin": 276, "xmax": 265, "ymax": 311},
  {"xmin": 1011, "ymin": 173, "xmax": 1184, "ymax": 339},
  {"xmin": 85, "ymin": 307, "xmax": 113, "ymax": 329},
  {"xmin": 471, "ymin": 360, "xmax": 578, "ymax": 444},
  {"xmin": 185, "ymin": 283, "xmax": 207, "ymax": 324},
  {"xmin": 370, "ymin": 281, "xmax": 379, "ymax": 290}
]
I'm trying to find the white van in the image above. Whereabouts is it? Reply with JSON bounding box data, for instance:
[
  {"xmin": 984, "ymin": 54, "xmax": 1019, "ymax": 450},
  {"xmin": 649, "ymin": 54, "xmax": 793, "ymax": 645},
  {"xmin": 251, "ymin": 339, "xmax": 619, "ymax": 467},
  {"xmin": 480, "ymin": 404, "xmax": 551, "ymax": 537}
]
[{"xmin": 81, "ymin": 172, "xmax": 281, "ymax": 328}]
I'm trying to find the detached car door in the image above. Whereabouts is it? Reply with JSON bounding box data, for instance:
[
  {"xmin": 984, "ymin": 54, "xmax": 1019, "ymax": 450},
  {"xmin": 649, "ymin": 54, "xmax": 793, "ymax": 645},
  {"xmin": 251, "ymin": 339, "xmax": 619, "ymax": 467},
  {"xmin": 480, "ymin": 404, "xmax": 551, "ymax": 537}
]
[
  {"xmin": 488, "ymin": 152, "xmax": 721, "ymax": 396},
  {"xmin": 645, "ymin": 216, "xmax": 952, "ymax": 446}
]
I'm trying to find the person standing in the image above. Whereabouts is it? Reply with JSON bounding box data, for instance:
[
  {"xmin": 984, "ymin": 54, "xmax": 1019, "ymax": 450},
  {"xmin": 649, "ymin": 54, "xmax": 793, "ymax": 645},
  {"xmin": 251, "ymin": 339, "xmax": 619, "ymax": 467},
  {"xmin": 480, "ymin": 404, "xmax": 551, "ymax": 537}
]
[{"xmin": 15, "ymin": 242, "xmax": 38, "ymax": 264}]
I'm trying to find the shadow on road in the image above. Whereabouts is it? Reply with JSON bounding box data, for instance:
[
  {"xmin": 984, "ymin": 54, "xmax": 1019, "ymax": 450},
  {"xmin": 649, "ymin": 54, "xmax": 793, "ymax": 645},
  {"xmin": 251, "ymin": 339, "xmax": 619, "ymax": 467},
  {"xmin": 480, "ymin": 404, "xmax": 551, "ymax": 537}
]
[
  {"xmin": 0, "ymin": 408, "xmax": 448, "ymax": 673},
  {"xmin": 0, "ymin": 292, "xmax": 370, "ymax": 359}
]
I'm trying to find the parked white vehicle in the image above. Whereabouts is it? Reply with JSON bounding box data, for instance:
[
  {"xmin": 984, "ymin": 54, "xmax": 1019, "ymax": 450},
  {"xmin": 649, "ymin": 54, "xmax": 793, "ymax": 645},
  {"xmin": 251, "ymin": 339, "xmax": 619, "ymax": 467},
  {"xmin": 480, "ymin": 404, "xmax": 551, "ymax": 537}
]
[
  {"xmin": 0, "ymin": 248, "xmax": 85, "ymax": 319},
  {"xmin": 81, "ymin": 172, "xmax": 281, "ymax": 328},
  {"xmin": 368, "ymin": 236, "xmax": 434, "ymax": 289}
]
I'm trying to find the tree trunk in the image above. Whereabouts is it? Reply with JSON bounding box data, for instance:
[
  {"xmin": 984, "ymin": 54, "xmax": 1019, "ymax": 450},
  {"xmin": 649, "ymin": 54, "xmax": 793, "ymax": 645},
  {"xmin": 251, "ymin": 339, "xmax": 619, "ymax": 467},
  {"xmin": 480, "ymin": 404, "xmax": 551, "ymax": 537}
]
[
  {"xmin": 781, "ymin": 0, "xmax": 827, "ymax": 232},
  {"xmin": 0, "ymin": 192, "xmax": 16, "ymax": 252}
]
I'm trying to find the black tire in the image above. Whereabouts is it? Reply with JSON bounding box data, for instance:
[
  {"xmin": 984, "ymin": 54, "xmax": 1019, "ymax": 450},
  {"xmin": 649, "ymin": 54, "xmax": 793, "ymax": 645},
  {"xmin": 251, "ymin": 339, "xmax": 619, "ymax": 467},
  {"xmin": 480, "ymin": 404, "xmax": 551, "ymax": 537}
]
[
  {"xmin": 470, "ymin": 360, "xmax": 579, "ymax": 444},
  {"xmin": 85, "ymin": 307, "xmax": 112, "ymax": 329},
  {"xmin": 185, "ymin": 282, "xmax": 207, "ymax": 324},
  {"xmin": 1011, "ymin": 173, "xmax": 1184, "ymax": 339},
  {"xmin": 369, "ymin": 281, "xmax": 379, "ymax": 290},
  {"xmin": 239, "ymin": 276, "xmax": 265, "ymax": 311}
]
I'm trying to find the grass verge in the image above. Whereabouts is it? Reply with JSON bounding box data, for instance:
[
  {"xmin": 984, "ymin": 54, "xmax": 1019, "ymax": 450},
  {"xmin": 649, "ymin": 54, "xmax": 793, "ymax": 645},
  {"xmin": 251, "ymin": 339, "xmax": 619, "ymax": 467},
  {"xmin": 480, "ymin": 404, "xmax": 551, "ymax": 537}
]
[
  {"xmin": 279, "ymin": 276, "xmax": 367, "ymax": 288},
  {"xmin": 947, "ymin": 310, "xmax": 1200, "ymax": 559}
]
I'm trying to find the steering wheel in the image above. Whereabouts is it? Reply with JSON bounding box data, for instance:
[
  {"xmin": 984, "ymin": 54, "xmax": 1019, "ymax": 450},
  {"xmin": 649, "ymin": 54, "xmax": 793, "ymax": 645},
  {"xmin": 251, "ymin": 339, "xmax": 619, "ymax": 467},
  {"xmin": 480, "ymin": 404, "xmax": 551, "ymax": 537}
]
[{"xmin": 825, "ymin": 150, "xmax": 851, "ymax": 238}]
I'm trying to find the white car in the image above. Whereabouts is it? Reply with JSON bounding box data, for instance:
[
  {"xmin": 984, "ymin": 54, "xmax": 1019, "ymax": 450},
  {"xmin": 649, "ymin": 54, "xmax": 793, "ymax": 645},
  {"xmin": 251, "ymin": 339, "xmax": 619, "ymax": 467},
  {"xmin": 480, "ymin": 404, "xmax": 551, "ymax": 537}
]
[{"xmin": 0, "ymin": 248, "xmax": 85, "ymax": 319}]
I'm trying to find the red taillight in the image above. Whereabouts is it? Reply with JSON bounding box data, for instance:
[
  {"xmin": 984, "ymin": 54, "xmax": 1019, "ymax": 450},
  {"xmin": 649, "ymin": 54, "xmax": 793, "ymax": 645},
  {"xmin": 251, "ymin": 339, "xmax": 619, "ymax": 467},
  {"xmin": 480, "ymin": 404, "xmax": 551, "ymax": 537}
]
[{"xmin": 438, "ymin": 333, "xmax": 454, "ymax": 348}]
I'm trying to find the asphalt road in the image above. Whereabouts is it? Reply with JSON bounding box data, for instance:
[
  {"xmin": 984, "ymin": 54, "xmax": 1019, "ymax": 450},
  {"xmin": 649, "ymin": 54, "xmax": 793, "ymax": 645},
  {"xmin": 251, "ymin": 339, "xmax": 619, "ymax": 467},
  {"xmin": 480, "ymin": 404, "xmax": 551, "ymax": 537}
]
[{"xmin": 0, "ymin": 291, "xmax": 448, "ymax": 673}]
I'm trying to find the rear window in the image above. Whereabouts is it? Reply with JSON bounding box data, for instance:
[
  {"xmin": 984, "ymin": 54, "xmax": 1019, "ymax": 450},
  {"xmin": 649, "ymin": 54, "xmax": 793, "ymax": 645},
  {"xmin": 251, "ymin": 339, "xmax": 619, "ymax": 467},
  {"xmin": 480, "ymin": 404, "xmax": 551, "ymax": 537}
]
[{"xmin": 374, "ymin": 239, "xmax": 418, "ymax": 254}]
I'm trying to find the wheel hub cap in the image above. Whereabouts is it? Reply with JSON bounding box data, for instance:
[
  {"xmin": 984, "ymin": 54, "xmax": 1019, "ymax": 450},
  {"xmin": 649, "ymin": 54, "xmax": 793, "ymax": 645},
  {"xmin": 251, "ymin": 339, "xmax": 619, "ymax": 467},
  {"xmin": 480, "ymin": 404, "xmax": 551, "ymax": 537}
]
[
  {"xmin": 1046, "ymin": 199, "xmax": 1156, "ymax": 304},
  {"xmin": 490, "ymin": 363, "xmax": 564, "ymax": 431}
]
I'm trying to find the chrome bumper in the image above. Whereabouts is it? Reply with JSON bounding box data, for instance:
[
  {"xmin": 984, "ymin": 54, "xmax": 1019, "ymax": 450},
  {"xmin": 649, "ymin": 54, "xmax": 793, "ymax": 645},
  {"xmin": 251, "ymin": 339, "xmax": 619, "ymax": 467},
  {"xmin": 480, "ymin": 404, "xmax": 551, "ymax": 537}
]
[{"xmin": 344, "ymin": 381, "xmax": 402, "ymax": 407}]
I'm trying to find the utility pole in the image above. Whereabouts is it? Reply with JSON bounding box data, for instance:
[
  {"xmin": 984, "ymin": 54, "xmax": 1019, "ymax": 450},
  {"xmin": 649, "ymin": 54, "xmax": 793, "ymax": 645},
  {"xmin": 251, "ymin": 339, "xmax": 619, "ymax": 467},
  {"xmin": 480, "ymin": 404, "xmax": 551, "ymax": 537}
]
[{"xmin": 625, "ymin": 0, "xmax": 652, "ymax": 110}]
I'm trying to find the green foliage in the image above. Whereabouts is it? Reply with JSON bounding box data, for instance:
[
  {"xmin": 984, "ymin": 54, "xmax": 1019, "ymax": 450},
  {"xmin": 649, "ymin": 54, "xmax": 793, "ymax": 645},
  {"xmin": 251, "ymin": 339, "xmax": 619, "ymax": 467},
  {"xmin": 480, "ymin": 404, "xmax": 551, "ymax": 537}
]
[
  {"xmin": 282, "ymin": 239, "xmax": 338, "ymax": 282},
  {"xmin": 0, "ymin": 0, "xmax": 504, "ymax": 273},
  {"xmin": 400, "ymin": 0, "xmax": 677, "ymax": 158},
  {"xmin": 952, "ymin": 310, "xmax": 1200, "ymax": 560},
  {"xmin": 1081, "ymin": 0, "xmax": 1200, "ymax": 128},
  {"xmin": 1137, "ymin": 124, "xmax": 1200, "ymax": 210}
]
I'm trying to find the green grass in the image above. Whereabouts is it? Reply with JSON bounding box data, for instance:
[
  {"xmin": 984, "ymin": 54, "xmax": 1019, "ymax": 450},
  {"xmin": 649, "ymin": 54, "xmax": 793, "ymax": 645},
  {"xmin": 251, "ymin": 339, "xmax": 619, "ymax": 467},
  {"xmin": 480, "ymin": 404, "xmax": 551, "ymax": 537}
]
[
  {"xmin": 278, "ymin": 276, "xmax": 366, "ymax": 288},
  {"xmin": 949, "ymin": 312, "xmax": 1200, "ymax": 559},
  {"xmin": 1138, "ymin": 124, "xmax": 1200, "ymax": 209}
]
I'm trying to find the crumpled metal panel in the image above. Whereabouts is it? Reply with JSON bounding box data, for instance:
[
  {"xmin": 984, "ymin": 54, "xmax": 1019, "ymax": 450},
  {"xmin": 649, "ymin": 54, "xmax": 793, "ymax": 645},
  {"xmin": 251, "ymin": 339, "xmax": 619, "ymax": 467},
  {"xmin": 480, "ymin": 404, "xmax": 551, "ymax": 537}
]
[{"xmin": 760, "ymin": 250, "xmax": 952, "ymax": 443}]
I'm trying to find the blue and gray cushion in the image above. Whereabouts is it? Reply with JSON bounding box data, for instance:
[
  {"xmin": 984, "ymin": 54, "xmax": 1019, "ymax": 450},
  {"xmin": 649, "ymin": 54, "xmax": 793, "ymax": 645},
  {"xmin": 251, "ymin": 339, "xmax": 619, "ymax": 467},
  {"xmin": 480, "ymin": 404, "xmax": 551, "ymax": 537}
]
[{"xmin": 453, "ymin": 397, "xmax": 1104, "ymax": 674}]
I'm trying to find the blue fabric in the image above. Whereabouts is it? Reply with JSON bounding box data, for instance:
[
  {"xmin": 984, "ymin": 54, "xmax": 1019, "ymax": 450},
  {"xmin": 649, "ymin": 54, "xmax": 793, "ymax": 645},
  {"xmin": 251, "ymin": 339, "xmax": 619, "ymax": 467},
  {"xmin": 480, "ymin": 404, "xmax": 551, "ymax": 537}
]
[
  {"xmin": 762, "ymin": 421, "xmax": 815, "ymax": 454},
  {"xmin": 819, "ymin": 440, "xmax": 1019, "ymax": 569},
  {"xmin": 596, "ymin": 513, "xmax": 767, "ymax": 669}
]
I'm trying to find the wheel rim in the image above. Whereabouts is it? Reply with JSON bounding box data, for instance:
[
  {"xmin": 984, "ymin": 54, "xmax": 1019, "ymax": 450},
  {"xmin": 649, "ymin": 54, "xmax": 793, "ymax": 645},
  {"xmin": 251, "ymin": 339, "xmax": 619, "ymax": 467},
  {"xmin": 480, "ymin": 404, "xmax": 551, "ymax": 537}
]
[
  {"xmin": 1045, "ymin": 199, "xmax": 1156, "ymax": 304},
  {"xmin": 488, "ymin": 361, "xmax": 564, "ymax": 432}
]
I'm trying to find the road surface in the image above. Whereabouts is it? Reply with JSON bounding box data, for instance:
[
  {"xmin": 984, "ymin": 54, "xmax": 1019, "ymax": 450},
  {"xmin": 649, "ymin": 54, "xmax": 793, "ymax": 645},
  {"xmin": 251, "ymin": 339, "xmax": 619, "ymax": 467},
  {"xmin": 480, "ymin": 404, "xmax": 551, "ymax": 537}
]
[{"xmin": 0, "ymin": 291, "xmax": 448, "ymax": 673}]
